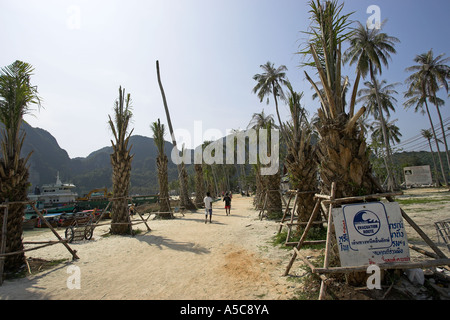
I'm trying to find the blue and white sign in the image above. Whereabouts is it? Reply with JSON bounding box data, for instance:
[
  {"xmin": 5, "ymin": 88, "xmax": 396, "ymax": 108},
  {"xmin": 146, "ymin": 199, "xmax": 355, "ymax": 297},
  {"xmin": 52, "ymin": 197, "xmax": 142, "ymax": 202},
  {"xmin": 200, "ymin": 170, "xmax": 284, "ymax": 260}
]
[{"xmin": 332, "ymin": 202, "xmax": 410, "ymax": 267}]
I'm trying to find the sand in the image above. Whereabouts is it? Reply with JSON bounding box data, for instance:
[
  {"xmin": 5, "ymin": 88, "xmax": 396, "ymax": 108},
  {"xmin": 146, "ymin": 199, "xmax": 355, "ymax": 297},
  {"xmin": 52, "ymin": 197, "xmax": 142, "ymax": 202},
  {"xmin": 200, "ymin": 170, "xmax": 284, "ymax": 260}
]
[
  {"xmin": 0, "ymin": 188, "xmax": 448, "ymax": 300},
  {"xmin": 0, "ymin": 194, "xmax": 298, "ymax": 300}
]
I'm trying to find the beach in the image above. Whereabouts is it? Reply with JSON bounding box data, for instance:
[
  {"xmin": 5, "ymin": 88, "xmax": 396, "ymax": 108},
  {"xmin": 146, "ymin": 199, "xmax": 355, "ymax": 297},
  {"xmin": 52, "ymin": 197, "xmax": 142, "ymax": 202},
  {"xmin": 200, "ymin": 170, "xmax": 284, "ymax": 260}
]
[
  {"xmin": 0, "ymin": 189, "xmax": 448, "ymax": 300},
  {"xmin": 0, "ymin": 194, "xmax": 299, "ymax": 300}
]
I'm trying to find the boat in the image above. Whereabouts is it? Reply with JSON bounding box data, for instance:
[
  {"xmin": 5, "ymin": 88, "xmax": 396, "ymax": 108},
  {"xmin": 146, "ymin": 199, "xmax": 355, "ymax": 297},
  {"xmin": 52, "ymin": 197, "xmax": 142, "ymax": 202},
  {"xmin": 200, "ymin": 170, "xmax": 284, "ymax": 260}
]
[
  {"xmin": 22, "ymin": 217, "xmax": 37, "ymax": 230},
  {"xmin": 35, "ymin": 213, "xmax": 61, "ymax": 228},
  {"xmin": 28, "ymin": 172, "xmax": 78, "ymax": 208}
]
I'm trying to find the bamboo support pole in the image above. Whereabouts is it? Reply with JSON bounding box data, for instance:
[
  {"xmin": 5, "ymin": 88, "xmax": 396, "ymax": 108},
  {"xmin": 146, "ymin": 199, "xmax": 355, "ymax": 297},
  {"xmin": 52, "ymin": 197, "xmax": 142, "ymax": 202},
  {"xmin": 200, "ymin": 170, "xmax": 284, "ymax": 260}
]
[
  {"xmin": 30, "ymin": 203, "xmax": 79, "ymax": 260},
  {"xmin": 321, "ymin": 192, "xmax": 403, "ymax": 205},
  {"xmin": 294, "ymin": 247, "xmax": 331, "ymax": 284},
  {"xmin": 1, "ymin": 241, "xmax": 67, "ymax": 256},
  {"xmin": 283, "ymin": 197, "xmax": 322, "ymax": 276},
  {"xmin": 319, "ymin": 182, "xmax": 336, "ymax": 300},
  {"xmin": 313, "ymin": 258, "xmax": 450, "ymax": 274},
  {"xmin": 0, "ymin": 202, "xmax": 9, "ymax": 285}
]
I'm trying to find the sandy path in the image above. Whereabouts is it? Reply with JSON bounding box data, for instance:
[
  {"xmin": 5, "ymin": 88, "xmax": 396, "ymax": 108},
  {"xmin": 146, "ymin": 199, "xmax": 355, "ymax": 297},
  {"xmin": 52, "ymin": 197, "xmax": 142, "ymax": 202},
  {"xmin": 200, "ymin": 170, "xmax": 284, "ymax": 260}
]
[
  {"xmin": 0, "ymin": 195, "xmax": 297, "ymax": 300},
  {"xmin": 1, "ymin": 188, "xmax": 448, "ymax": 300}
]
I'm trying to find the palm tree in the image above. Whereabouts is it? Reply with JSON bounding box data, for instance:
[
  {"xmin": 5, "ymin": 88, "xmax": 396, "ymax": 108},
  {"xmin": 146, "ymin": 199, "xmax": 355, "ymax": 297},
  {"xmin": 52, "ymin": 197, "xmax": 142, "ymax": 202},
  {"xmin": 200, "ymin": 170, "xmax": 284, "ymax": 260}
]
[
  {"xmin": 194, "ymin": 163, "xmax": 205, "ymax": 208},
  {"xmin": 301, "ymin": 0, "xmax": 376, "ymax": 198},
  {"xmin": 357, "ymin": 79, "xmax": 400, "ymax": 186},
  {"xmin": 156, "ymin": 61, "xmax": 196, "ymax": 210},
  {"xmin": 0, "ymin": 60, "xmax": 41, "ymax": 273},
  {"xmin": 370, "ymin": 117, "xmax": 402, "ymax": 146},
  {"xmin": 299, "ymin": 1, "xmax": 384, "ymax": 277},
  {"xmin": 357, "ymin": 79, "xmax": 399, "ymax": 119},
  {"xmin": 283, "ymin": 82, "xmax": 318, "ymax": 224},
  {"xmin": 248, "ymin": 110, "xmax": 282, "ymax": 218},
  {"xmin": 421, "ymin": 129, "xmax": 441, "ymax": 186},
  {"xmin": 405, "ymin": 49, "xmax": 450, "ymax": 172},
  {"xmin": 404, "ymin": 88, "xmax": 448, "ymax": 186},
  {"xmin": 150, "ymin": 119, "xmax": 172, "ymax": 217},
  {"xmin": 344, "ymin": 20, "xmax": 400, "ymax": 190},
  {"xmin": 252, "ymin": 62, "xmax": 289, "ymax": 132},
  {"xmin": 108, "ymin": 86, "xmax": 134, "ymax": 235}
]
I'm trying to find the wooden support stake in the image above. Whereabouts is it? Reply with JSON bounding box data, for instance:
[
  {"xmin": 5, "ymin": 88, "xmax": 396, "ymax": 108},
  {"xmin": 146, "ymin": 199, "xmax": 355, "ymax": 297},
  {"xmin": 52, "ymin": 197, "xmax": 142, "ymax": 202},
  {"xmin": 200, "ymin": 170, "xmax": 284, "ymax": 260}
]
[
  {"xmin": 0, "ymin": 202, "xmax": 8, "ymax": 285},
  {"xmin": 313, "ymin": 258, "xmax": 450, "ymax": 274},
  {"xmin": 283, "ymin": 197, "xmax": 322, "ymax": 276},
  {"xmin": 319, "ymin": 182, "xmax": 336, "ymax": 300},
  {"xmin": 31, "ymin": 203, "xmax": 79, "ymax": 260}
]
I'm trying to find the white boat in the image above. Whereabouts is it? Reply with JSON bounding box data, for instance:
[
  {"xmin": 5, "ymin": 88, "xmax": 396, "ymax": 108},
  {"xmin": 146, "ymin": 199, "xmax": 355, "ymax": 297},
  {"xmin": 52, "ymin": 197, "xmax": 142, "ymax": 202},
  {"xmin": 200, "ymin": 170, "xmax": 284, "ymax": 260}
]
[{"xmin": 28, "ymin": 172, "xmax": 78, "ymax": 207}]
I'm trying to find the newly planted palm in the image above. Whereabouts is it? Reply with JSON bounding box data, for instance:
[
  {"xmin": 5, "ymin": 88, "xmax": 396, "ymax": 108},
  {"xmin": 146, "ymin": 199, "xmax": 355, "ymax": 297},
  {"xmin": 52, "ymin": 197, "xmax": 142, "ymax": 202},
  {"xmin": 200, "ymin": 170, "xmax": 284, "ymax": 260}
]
[
  {"xmin": 247, "ymin": 111, "xmax": 281, "ymax": 218},
  {"xmin": 151, "ymin": 119, "xmax": 172, "ymax": 217},
  {"xmin": 301, "ymin": 0, "xmax": 376, "ymax": 199},
  {"xmin": 108, "ymin": 86, "xmax": 134, "ymax": 235},
  {"xmin": 194, "ymin": 163, "xmax": 205, "ymax": 208},
  {"xmin": 283, "ymin": 82, "xmax": 318, "ymax": 223},
  {"xmin": 299, "ymin": 1, "xmax": 382, "ymax": 273},
  {"xmin": 0, "ymin": 60, "xmax": 40, "ymax": 273},
  {"xmin": 344, "ymin": 21, "xmax": 400, "ymax": 190}
]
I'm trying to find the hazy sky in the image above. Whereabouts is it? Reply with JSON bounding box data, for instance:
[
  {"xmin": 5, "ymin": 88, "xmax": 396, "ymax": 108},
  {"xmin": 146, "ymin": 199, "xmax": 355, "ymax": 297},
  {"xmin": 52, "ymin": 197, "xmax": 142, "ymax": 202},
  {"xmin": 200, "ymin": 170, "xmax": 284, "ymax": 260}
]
[{"xmin": 1, "ymin": 0, "xmax": 449, "ymax": 158}]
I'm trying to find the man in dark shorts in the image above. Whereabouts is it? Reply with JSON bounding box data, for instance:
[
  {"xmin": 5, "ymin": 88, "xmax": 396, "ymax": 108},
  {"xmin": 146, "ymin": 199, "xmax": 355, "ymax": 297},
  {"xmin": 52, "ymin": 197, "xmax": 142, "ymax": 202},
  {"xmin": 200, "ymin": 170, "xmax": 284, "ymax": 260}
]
[{"xmin": 223, "ymin": 192, "xmax": 231, "ymax": 215}]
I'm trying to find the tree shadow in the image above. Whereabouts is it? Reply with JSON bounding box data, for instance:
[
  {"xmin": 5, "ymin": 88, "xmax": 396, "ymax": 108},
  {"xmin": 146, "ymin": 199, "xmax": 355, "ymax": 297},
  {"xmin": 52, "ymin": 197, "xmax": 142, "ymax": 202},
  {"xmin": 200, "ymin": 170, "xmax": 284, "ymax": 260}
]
[
  {"xmin": 0, "ymin": 259, "xmax": 72, "ymax": 299},
  {"xmin": 134, "ymin": 234, "xmax": 210, "ymax": 254}
]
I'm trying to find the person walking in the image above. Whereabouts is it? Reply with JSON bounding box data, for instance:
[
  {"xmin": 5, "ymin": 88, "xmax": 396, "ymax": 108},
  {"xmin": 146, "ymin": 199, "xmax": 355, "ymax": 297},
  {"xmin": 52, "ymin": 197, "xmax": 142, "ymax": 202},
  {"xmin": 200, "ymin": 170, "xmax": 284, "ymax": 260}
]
[
  {"xmin": 223, "ymin": 192, "xmax": 232, "ymax": 215},
  {"xmin": 204, "ymin": 192, "xmax": 213, "ymax": 223}
]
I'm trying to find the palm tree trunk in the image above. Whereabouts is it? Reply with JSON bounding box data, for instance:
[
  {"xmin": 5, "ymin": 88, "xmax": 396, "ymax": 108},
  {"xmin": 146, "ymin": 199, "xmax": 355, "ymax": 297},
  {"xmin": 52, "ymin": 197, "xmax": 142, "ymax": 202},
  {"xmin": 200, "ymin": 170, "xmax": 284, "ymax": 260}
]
[
  {"xmin": 157, "ymin": 154, "xmax": 171, "ymax": 216},
  {"xmin": 110, "ymin": 149, "xmax": 133, "ymax": 235},
  {"xmin": 194, "ymin": 164, "xmax": 205, "ymax": 208},
  {"xmin": 427, "ymin": 138, "xmax": 441, "ymax": 186},
  {"xmin": 370, "ymin": 66, "xmax": 397, "ymax": 191},
  {"xmin": 424, "ymin": 98, "xmax": 448, "ymax": 186},
  {"xmin": 0, "ymin": 158, "xmax": 28, "ymax": 273},
  {"xmin": 262, "ymin": 172, "xmax": 282, "ymax": 219},
  {"xmin": 433, "ymin": 95, "xmax": 450, "ymax": 174},
  {"xmin": 156, "ymin": 60, "xmax": 196, "ymax": 210}
]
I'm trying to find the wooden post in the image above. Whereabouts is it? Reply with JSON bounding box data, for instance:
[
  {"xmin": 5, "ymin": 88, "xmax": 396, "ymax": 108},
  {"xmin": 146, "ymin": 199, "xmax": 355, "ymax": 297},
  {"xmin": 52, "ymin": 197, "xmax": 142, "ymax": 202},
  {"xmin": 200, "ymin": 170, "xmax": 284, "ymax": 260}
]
[
  {"xmin": 285, "ymin": 192, "xmax": 299, "ymax": 243},
  {"xmin": 319, "ymin": 182, "xmax": 336, "ymax": 300},
  {"xmin": 283, "ymin": 197, "xmax": 322, "ymax": 276},
  {"xmin": 0, "ymin": 202, "xmax": 9, "ymax": 285},
  {"xmin": 278, "ymin": 192, "xmax": 294, "ymax": 234},
  {"xmin": 31, "ymin": 203, "xmax": 79, "ymax": 260}
]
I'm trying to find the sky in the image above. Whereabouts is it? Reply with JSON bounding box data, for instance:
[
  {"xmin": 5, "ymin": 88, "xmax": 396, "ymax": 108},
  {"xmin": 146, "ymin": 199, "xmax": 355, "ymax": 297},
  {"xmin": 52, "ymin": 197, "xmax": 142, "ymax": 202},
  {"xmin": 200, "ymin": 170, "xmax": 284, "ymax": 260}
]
[{"xmin": 1, "ymin": 0, "xmax": 449, "ymax": 159}]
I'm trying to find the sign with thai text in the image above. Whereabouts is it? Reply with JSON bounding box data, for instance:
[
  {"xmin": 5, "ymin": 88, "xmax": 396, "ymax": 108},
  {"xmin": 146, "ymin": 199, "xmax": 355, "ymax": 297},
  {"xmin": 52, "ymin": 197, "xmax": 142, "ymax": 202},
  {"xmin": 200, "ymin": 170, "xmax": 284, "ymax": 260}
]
[{"xmin": 332, "ymin": 202, "xmax": 410, "ymax": 267}]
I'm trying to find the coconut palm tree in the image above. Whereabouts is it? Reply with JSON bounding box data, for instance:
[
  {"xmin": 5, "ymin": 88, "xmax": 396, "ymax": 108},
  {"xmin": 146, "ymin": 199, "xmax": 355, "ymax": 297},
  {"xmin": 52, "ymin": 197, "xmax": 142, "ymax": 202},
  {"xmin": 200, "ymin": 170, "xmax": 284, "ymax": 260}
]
[
  {"xmin": 151, "ymin": 119, "xmax": 172, "ymax": 217},
  {"xmin": 252, "ymin": 62, "xmax": 289, "ymax": 132},
  {"xmin": 405, "ymin": 49, "xmax": 450, "ymax": 172},
  {"xmin": 357, "ymin": 79, "xmax": 400, "ymax": 185},
  {"xmin": 357, "ymin": 79, "xmax": 399, "ymax": 119},
  {"xmin": 108, "ymin": 86, "xmax": 134, "ymax": 235},
  {"xmin": 421, "ymin": 129, "xmax": 441, "ymax": 186},
  {"xmin": 344, "ymin": 20, "xmax": 400, "ymax": 190},
  {"xmin": 370, "ymin": 117, "xmax": 402, "ymax": 146},
  {"xmin": 404, "ymin": 89, "xmax": 448, "ymax": 186},
  {"xmin": 283, "ymin": 82, "xmax": 319, "ymax": 224},
  {"xmin": 0, "ymin": 60, "xmax": 41, "ymax": 273}
]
